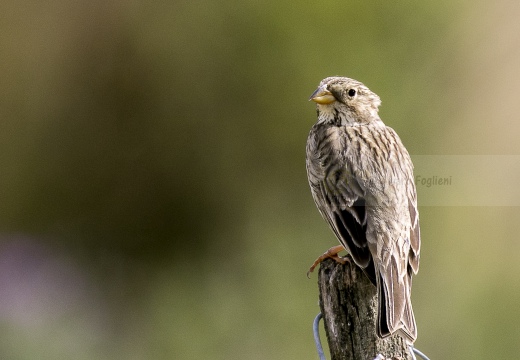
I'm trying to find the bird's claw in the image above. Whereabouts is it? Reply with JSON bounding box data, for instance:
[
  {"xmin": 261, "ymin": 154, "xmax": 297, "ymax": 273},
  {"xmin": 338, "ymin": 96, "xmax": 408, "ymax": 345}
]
[{"xmin": 307, "ymin": 245, "xmax": 349, "ymax": 278}]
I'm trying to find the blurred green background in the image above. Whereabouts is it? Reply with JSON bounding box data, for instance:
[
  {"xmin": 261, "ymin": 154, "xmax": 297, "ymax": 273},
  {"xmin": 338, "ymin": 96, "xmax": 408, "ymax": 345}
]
[{"xmin": 1, "ymin": 0, "xmax": 520, "ymax": 359}]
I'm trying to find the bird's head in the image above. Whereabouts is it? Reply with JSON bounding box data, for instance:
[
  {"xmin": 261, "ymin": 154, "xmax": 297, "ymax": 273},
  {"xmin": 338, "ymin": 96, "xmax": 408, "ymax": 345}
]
[{"xmin": 309, "ymin": 77, "xmax": 382, "ymax": 125}]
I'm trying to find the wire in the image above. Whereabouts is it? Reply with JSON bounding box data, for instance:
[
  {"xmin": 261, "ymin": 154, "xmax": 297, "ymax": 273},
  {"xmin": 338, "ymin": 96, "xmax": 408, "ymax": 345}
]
[
  {"xmin": 314, "ymin": 312, "xmax": 431, "ymax": 360},
  {"xmin": 410, "ymin": 345, "xmax": 431, "ymax": 360},
  {"xmin": 313, "ymin": 313, "xmax": 326, "ymax": 360}
]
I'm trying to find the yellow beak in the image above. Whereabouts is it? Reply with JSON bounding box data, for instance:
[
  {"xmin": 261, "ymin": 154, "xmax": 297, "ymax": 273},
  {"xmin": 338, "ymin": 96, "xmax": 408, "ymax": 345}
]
[{"xmin": 309, "ymin": 85, "xmax": 336, "ymax": 104}]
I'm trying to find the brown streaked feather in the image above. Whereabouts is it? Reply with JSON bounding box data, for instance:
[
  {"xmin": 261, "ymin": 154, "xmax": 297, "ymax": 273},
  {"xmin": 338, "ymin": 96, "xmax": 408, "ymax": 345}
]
[
  {"xmin": 408, "ymin": 198, "xmax": 421, "ymax": 276},
  {"xmin": 333, "ymin": 206, "xmax": 370, "ymax": 268},
  {"xmin": 377, "ymin": 257, "xmax": 416, "ymax": 341},
  {"xmin": 306, "ymin": 77, "xmax": 421, "ymax": 343}
]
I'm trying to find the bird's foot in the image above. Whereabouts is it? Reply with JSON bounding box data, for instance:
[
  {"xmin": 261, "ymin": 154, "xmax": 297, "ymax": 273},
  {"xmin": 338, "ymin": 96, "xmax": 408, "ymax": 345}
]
[{"xmin": 307, "ymin": 245, "xmax": 348, "ymax": 278}]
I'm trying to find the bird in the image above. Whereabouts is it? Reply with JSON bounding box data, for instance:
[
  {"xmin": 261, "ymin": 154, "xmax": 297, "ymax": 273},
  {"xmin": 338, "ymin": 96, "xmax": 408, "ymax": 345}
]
[{"xmin": 306, "ymin": 76, "xmax": 420, "ymax": 342}]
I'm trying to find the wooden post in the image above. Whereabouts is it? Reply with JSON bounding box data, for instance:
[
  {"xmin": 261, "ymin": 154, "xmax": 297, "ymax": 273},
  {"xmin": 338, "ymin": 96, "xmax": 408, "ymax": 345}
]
[{"xmin": 317, "ymin": 258, "xmax": 411, "ymax": 360}]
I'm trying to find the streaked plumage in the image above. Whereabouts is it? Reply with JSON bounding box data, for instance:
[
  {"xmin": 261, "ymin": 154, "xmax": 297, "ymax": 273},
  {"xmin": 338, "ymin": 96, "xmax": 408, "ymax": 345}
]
[{"xmin": 306, "ymin": 76, "xmax": 420, "ymax": 342}]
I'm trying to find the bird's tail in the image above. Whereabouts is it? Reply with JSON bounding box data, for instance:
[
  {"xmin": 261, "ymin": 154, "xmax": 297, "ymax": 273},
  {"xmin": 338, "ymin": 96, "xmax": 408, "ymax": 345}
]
[{"xmin": 376, "ymin": 262, "xmax": 417, "ymax": 342}]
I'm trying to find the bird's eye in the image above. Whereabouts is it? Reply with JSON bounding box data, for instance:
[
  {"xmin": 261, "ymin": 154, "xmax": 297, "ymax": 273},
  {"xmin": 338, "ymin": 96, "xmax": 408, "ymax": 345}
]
[{"xmin": 348, "ymin": 89, "xmax": 356, "ymax": 97}]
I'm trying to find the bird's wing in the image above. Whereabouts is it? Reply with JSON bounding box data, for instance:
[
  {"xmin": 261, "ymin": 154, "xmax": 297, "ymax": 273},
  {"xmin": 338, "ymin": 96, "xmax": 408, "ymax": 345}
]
[
  {"xmin": 407, "ymin": 175, "xmax": 420, "ymax": 275},
  {"xmin": 326, "ymin": 189, "xmax": 373, "ymax": 269},
  {"xmin": 307, "ymin": 125, "xmax": 373, "ymax": 276},
  {"xmin": 363, "ymin": 126, "xmax": 419, "ymax": 341}
]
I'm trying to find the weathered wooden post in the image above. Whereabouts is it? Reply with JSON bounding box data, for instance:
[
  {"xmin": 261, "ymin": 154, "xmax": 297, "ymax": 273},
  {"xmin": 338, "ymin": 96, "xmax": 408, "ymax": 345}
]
[{"xmin": 317, "ymin": 258, "xmax": 412, "ymax": 360}]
